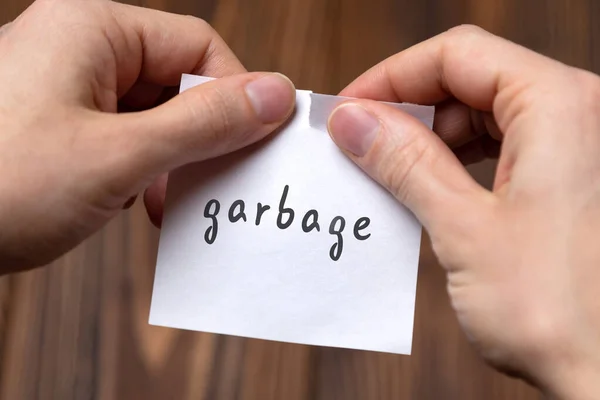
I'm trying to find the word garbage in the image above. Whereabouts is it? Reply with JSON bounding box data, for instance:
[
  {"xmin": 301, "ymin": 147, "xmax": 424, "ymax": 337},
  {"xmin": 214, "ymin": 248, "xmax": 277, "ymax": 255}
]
[{"xmin": 202, "ymin": 185, "xmax": 372, "ymax": 261}]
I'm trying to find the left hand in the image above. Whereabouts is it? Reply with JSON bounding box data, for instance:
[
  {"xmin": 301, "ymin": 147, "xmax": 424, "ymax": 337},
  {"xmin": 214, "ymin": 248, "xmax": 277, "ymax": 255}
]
[{"xmin": 0, "ymin": 0, "xmax": 296, "ymax": 272}]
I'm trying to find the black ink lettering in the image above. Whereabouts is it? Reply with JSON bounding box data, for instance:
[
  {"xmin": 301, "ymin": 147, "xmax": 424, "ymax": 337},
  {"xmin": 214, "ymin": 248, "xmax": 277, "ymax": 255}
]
[
  {"xmin": 353, "ymin": 217, "xmax": 371, "ymax": 240},
  {"xmin": 302, "ymin": 209, "xmax": 320, "ymax": 233},
  {"xmin": 228, "ymin": 200, "xmax": 247, "ymax": 223},
  {"xmin": 204, "ymin": 199, "xmax": 220, "ymax": 244},
  {"xmin": 329, "ymin": 216, "xmax": 346, "ymax": 261},
  {"xmin": 277, "ymin": 185, "xmax": 295, "ymax": 229},
  {"xmin": 255, "ymin": 203, "xmax": 271, "ymax": 225}
]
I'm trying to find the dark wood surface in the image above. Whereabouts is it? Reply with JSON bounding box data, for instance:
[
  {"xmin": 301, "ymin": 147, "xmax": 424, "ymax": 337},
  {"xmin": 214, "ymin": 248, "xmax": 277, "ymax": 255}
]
[{"xmin": 0, "ymin": 0, "xmax": 597, "ymax": 399}]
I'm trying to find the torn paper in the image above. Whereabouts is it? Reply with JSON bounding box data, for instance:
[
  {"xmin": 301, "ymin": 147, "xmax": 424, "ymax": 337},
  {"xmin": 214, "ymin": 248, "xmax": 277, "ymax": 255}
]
[{"xmin": 149, "ymin": 74, "xmax": 435, "ymax": 354}]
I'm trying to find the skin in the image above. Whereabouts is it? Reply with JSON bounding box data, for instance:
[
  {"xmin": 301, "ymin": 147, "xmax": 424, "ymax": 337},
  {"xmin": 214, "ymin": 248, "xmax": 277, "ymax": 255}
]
[
  {"xmin": 0, "ymin": 0, "xmax": 296, "ymax": 271},
  {"xmin": 0, "ymin": 0, "xmax": 598, "ymax": 397},
  {"xmin": 328, "ymin": 25, "xmax": 600, "ymax": 400}
]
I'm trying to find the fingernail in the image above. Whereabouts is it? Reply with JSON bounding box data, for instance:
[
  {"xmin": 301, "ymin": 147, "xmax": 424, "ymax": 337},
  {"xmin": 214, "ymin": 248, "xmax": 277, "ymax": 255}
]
[
  {"xmin": 245, "ymin": 73, "xmax": 295, "ymax": 123},
  {"xmin": 328, "ymin": 104, "xmax": 380, "ymax": 157}
]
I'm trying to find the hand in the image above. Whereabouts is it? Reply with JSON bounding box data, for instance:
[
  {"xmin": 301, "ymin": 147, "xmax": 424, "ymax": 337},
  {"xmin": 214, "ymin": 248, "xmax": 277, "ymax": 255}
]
[
  {"xmin": 328, "ymin": 26, "xmax": 600, "ymax": 399},
  {"xmin": 0, "ymin": 0, "xmax": 295, "ymax": 272}
]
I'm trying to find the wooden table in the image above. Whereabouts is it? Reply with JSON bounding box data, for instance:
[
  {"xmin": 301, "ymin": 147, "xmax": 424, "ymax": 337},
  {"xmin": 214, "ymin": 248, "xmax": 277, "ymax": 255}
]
[{"xmin": 0, "ymin": 0, "xmax": 597, "ymax": 398}]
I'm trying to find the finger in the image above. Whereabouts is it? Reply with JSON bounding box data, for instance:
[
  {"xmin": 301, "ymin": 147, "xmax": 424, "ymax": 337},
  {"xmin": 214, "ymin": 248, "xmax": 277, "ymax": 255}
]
[
  {"xmin": 339, "ymin": 25, "xmax": 569, "ymax": 128},
  {"xmin": 434, "ymin": 99, "xmax": 503, "ymax": 148},
  {"xmin": 434, "ymin": 100, "xmax": 482, "ymax": 147},
  {"xmin": 98, "ymin": 72, "xmax": 296, "ymax": 196},
  {"xmin": 454, "ymin": 135, "xmax": 501, "ymax": 166},
  {"xmin": 144, "ymin": 174, "xmax": 168, "ymax": 228},
  {"xmin": 328, "ymin": 100, "xmax": 493, "ymax": 235},
  {"xmin": 109, "ymin": 2, "xmax": 246, "ymax": 96}
]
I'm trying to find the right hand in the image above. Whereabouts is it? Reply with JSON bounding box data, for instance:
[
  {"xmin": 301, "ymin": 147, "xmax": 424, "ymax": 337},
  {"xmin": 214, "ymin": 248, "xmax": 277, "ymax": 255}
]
[{"xmin": 327, "ymin": 26, "xmax": 600, "ymax": 399}]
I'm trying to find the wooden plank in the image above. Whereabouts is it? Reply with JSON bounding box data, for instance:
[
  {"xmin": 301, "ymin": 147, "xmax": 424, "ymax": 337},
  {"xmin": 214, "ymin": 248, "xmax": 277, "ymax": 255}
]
[{"xmin": 0, "ymin": 0, "xmax": 597, "ymax": 398}]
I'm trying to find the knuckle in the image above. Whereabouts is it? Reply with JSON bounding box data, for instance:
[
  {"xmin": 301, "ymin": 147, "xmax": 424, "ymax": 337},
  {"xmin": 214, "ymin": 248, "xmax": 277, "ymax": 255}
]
[
  {"xmin": 184, "ymin": 87, "xmax": 238, "ymax": 148},
  {"xmin": 446, "ymin": 24, "xmax": 488, "ymax": 39},
  {"xmin": 180, "ymin": 16, "xmax": 220, "ymax": 61},
  {"xmin": 443, "ymin": 25, "xmax": 495, "ymax": 67},
  {"xmin": 183, "ymin": 15, "xmax": 212, "ymax": 33},
  {"xmin": 205, "ymin": 87, "xmax": 237, "ymax": 138},
  {"xmin": 380, "ymin": 135, "xmax": 433, "ymax": 204},
  {"xmin": 33, "ymin": 0, "xmax": 100, "ymax": 22}
]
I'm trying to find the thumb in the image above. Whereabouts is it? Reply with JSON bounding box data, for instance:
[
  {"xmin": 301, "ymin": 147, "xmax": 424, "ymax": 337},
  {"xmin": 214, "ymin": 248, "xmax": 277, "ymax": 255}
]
[
  {"xmin": 104, "ymin": 72, "xmax": 296, "ymax": 193},
  {"xmin": 327, "ymin": 101, "xmax": 492, "ymax": 236}
]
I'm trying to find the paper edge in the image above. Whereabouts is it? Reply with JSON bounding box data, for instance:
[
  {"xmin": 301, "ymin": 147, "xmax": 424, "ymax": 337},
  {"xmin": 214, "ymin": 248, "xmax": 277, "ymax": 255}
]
[{"xmin": 148, "ymin": 74, "xmax": 425, "ymax": 355}]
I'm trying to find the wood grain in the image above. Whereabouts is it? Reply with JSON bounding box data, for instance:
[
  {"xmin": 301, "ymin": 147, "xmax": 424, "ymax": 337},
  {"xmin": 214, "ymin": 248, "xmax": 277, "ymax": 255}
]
[{"xmin": 1, "ymin": 0, "xmax": 598, "ymax": 398}]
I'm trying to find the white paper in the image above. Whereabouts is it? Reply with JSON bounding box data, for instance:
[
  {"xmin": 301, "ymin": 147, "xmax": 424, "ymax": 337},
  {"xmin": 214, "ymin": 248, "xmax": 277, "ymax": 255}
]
[{"xmin": 149, "ymin": 74, "xmax": 435, "ymax": 354}]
